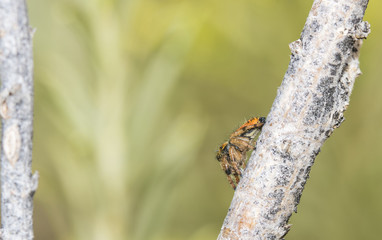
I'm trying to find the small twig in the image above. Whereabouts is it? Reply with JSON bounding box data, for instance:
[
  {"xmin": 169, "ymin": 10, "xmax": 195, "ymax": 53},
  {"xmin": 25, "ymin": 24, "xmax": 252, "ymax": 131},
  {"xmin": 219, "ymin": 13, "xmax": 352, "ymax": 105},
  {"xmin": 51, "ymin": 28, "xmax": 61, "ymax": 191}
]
[
  {"xmin": 0, "ymin": 0, "xmax": 37, "ymax": 239},
  {"xmin": 218, "ymin": 0, "xmax": 370, "ymax": 239}
]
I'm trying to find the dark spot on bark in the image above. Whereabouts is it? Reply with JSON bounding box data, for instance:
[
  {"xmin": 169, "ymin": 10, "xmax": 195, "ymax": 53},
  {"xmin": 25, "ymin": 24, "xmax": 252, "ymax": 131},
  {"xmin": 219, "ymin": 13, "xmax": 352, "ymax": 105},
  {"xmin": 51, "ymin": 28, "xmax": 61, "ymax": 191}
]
[
  {"xmin": 325, "ymin": 129, "xmax": 332, "ymax": 137},
  {"xmin": 309, "ymin": 148, "xmax": 321, "ymax": 160},
  {"xmin": 334, "ymin": 115, "xmax": 345, "ymax": 128},
  {"xmin": 328, "ymin": 52, "xmax": 343, "ymax": 76},
  {"xmin": 302, "ymin": 35, "xmax": 314, "ymax": 51},
  {"xmin": 265, "ymin": 189, "xmax": 285, "ymax": 220},
  {"xmin": 269, "ymin": 207, "xmax": 282, "ymax": 216},
  {"xmin": 30, "ymin": 190, "xmax": 36, "ymax": 198},
  {"xmin": 305, "ymin": 77, "xmax": 337, "ymax": 125},
  {"xmin": 310, "ymin": 19, "xmax": 321, "ymax": 32},
  {"xmin": 317, "ymin": 76, "xmax": 334, "ymax": 91},
  {"xmin": 314, "ymin": 77, "xmax": 337, "ymax": 116},
  {"xmin": 280, "ymin": 165, "xmax": 292, "ymax": 176},
  {"xmin": 334, "ymin": 52, "xmax": 342, "ymax": 62},
  {"xmin": 271, "ymin": 148, "xmax": 294, "ymax": 163},
  {"xmin": 265, "ymin": 234, "xmax": 277, "ymax": 240},
  {"xmin": 333, "ymin": 111, "xmax": 340, "ymax": 120},
  {"xmin": 290, "ymin": 168, "xmax": 304, "ymax": 190},
  {"xmin": 293, "ymin": 190, "xmax": 302, "ymax": 209},
  {"xmin": 340, "ymin": 63, "xmax": 349, "ymax": 76},
  {"xmin": 324, "ymin": 87, "xmax": 336, "ymax": 111},
  {"xmin": 277, "ymin": 166, "xmax": 292, "ymax": 186},
  {"xmin": 313, "ymin": 148, "xmax": 321, "ymax": 156},
  {"xmin": 281, "ymin": 152, "xmax": 294, "ymax": 163},
  {"xmin": 305, "ymin": 165, "xmax": 312, "ymax": 175},
  {"xmin": 292, "ymin": 181, "xmax": 309, "ymax": 213},
  {"xmin": 328, "ymin": 62, "xmax": 341, "ymax": 76},
  {"xmin": 351, "ymin": 15, "xmax": 361, "ymax": 25},
  {"xmin": 269, "ymin": 189, "xmax": 285, "ymax": 205},
  {"xmin": 337, "ymin": 36, "xmax": 356, "ymax": 54}
]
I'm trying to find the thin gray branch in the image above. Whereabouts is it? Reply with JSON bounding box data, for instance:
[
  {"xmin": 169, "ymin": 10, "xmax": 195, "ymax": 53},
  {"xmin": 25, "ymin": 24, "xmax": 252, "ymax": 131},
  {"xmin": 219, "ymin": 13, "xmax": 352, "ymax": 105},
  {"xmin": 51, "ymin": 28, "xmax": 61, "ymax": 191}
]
[
  {"xmin": 218, "ymin": 0, "xmax": 370, "ymax": 239},
  {"xmin": 0, "ymin": 0, "xmax": 37, "ymax": 239}
]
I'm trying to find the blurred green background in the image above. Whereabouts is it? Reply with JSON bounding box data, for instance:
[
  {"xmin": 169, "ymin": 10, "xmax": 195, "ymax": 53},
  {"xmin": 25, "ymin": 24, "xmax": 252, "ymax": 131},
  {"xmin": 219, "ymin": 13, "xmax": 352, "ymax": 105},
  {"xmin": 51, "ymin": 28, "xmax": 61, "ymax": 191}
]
[{"xmin": 27, "ymin": 0, "xmax": 382, "ymax": 239}]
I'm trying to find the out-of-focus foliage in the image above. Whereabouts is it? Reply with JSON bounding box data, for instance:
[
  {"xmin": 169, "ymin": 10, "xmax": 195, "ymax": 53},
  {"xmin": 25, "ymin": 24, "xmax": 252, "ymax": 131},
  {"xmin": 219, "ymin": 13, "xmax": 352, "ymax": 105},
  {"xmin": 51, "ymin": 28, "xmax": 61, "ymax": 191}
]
[{"xmin": 28, "ymin": 0, "xmax": 382, "ymax": 239}]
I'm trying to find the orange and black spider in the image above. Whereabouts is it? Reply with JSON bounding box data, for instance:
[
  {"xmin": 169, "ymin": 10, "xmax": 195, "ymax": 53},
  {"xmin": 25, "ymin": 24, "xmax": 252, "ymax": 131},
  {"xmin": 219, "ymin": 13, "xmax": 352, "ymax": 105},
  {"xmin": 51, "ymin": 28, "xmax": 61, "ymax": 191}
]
[{"xmin": 216, "ymin": 117, "xmax": 266, "ymax": 190}]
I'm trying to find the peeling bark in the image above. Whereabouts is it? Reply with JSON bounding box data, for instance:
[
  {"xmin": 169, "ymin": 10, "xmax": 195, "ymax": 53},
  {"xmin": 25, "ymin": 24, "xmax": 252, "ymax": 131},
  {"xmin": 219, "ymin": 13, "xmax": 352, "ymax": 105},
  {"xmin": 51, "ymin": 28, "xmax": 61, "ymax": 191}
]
[
  {"xmin": 0, "ymin": 0, "xmax": 37, "ymax": 239},
  {"xmin": 218, "ymin": 0, "xmax": 370, "ymax": 239}
]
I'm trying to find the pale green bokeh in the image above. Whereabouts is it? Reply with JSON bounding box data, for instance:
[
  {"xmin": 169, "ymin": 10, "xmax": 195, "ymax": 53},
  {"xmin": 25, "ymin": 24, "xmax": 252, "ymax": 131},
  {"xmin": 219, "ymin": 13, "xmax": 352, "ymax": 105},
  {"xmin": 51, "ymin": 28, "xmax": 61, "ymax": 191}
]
[{"xmin": 28, "ymin": 0, "xmax": 382, "ymax": 239}]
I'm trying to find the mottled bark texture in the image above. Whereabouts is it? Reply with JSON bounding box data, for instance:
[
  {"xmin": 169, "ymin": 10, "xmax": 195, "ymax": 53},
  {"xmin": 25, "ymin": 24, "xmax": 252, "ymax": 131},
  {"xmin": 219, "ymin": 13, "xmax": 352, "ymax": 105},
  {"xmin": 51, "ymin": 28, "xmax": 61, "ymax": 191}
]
[
  {"xmin": 218, "ymin": 1, "xmax": 370, "ymax": 239},
  {"xmin": 0, "ymin": 0, "xmax": 37, "ymax": 239}
]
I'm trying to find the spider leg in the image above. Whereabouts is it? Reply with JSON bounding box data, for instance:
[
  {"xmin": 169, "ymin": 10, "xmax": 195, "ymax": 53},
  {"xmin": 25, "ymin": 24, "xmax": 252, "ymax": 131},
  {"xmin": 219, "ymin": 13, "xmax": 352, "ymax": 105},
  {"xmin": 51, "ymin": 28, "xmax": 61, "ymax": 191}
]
[
  {"xmin": 241, "ymin": 161, "xmax": 247, "ymax": 172},
  {"xmin": 227, "ymin": 175, "xmax": 237, "ymax": 190},
  {"xmin": 234, "ymin": 174, "xmax": 240, "ymax": 186},
  {"xmin": 217, "ymin": 152, "xmax": 238, "ymax": 190},
  {"xmin": 229, "ymin": 137, "xmax": 251, "ymax": 151},
  {"xmin": 228, "ymin": 146, "xmax": 243, "ymax": 176}
]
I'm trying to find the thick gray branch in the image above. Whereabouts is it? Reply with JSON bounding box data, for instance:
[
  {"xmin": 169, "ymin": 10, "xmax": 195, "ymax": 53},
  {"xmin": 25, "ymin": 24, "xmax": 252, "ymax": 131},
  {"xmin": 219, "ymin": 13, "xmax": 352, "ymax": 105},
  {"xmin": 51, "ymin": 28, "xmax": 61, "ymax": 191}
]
[
  {"xmin": 218, "ymin": 0, "xmax": 370, "ymax": 239},
  {"xmin": 0, "ymin": 0, "xmax": 37, "ymax": 239}
]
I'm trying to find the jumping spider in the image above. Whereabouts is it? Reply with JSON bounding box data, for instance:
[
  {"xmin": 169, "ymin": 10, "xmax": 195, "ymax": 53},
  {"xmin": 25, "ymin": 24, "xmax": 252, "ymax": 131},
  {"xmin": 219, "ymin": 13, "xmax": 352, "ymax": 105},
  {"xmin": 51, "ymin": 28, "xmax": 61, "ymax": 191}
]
[{"xmin": 216, "ymin": 117, "xmax": 266, "ymax": 190}]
